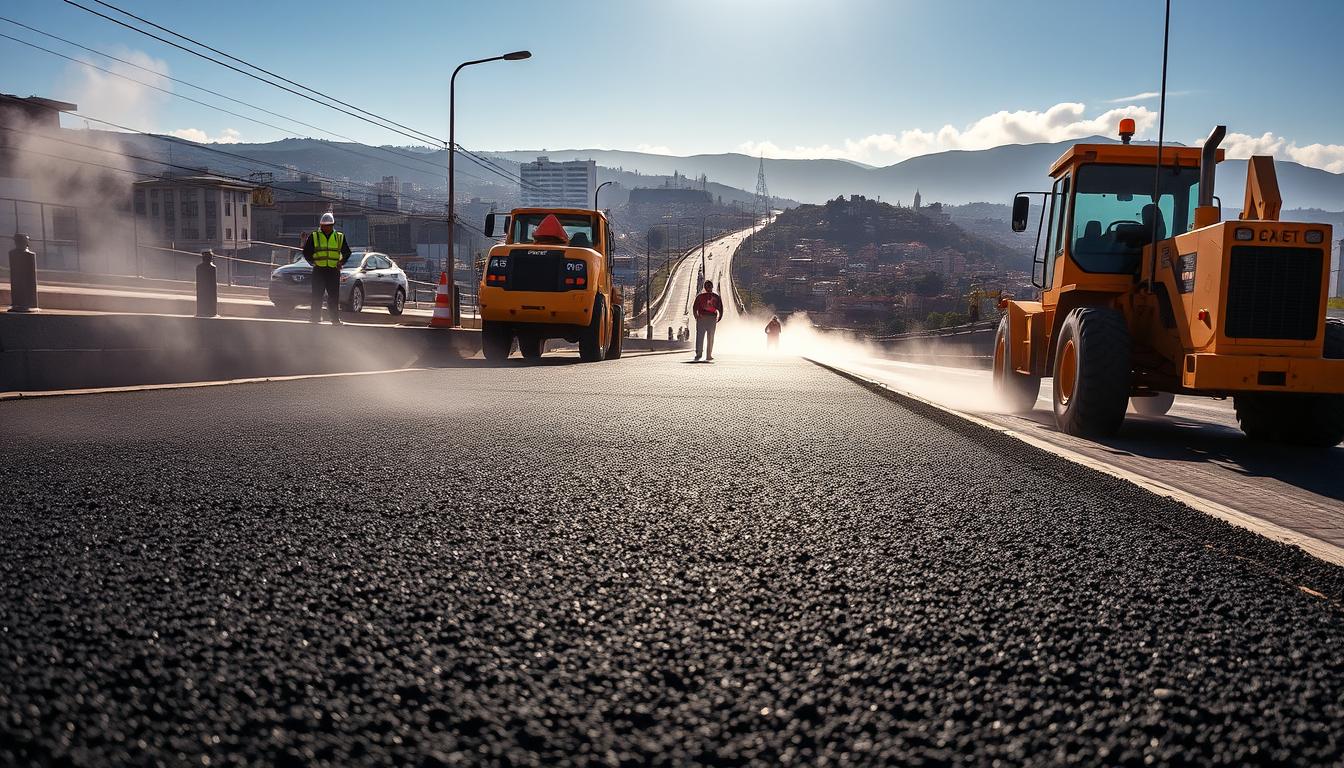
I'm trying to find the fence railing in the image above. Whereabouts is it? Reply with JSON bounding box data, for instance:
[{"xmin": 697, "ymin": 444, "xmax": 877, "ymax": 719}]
[{"xmin": 2, "ymin": 197, "xmax": 471, "ymax": 309}]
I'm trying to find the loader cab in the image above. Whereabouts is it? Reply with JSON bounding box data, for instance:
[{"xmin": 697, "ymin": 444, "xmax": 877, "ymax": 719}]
[{"xmin": 1015, "ymin": 143, "xmax": 1215, "ymax": 296}]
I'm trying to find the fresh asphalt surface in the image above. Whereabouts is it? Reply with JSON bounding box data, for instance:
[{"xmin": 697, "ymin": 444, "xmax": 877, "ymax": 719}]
[
  {"xmin": 3, "ymin": 353, "xmax": 1344, "ymax": 766},
  {"xmin": 825, "ymin": 356, "xmax": 1344, "ymax": 560}
]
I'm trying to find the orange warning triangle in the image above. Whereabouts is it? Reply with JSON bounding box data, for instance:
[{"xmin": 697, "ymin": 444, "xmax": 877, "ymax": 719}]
[{"xmin": 532, "ymin": 214, "xmax": 570, "ymax": 245}]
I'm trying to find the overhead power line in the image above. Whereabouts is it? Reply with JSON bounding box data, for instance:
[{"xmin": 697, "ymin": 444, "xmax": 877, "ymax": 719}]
[
  {"xmin": 0, "ymin": 30, "xmax": 477, "ymax": 189},
  {"xmin": 86, "ymin": 0, "xmax": 445, "ymax": 146},
  {"xmin": 57, "ymin": 2, "xmax": 549, "ymax": 193},
  {"xmin": 61, "ymin": 0, "xmax": 443, "ymax": 147},
  {"xmin": 0, "ymin": 26, "xmax": 548, "ymax": 201},
  {"xmin": 0, "ymin": 18, "xmax": 463, "ymax": 180}
]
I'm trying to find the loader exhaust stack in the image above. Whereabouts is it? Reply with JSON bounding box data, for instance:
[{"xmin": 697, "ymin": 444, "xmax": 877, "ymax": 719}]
[{"xmin": 1198, "ymin": 125, "xmax": 1225, "ymax": 209}]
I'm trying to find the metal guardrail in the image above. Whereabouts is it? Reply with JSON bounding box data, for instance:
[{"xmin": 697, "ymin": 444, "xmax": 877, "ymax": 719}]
[
  {"xmin": 1, "ymin": 195, "xmax": 469, "ymax": 308},
  {"xmin": 871, "ymin": 319, "xmax": 999, "ymax": 342}
]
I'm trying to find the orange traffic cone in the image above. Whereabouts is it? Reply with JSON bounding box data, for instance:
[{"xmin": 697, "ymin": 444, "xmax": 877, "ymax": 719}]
[{"xmin": 430, "ymin": 272, "xmax": 453, "ymax": 328}]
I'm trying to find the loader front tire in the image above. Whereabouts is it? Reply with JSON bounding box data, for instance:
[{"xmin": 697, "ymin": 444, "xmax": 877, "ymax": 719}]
[{"xmin": 1052, "ymin": 307, "xmax": 1131, "ymax": 438}]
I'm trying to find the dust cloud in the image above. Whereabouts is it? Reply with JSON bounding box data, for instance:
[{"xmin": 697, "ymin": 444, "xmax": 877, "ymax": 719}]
[{"xmin": 711, "ymin": 311, "xmax": 1023, "ymax": 416}]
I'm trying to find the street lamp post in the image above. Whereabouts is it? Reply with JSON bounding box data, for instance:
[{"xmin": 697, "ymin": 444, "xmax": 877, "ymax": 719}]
[
  {"xmin": 449, "ymin": 50, "xmax": 530, "ymax": 326},
  {"xmin": 594, "ymin": 180, "xmax": 613, "ymax": 210}
]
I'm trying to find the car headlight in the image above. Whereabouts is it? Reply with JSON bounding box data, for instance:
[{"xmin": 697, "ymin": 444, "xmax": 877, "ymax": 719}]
[{"xmin": 340, "ymin": 274, "xmax": 349, "ymax": 283}]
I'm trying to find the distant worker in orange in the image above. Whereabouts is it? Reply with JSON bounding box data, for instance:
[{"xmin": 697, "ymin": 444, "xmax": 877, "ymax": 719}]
[
  {"xmin": 692, "ymin": 279, "xmax": 724, "ymax": 362},
  {"xmin": 765, "ymin": 315, "xmax": 782, "ymax": 351}
]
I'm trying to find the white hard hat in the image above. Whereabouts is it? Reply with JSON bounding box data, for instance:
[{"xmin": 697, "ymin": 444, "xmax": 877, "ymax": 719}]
[{"xmin": 319, "ymin": 212, "xmax": 335, "ymax": 225}]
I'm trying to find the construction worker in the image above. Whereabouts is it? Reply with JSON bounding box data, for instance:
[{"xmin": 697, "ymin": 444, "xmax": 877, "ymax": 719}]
[
  {"xmin": 765, "ymin": 315, "xmax": 782, "ymax": 351},
  {"xmin": 692, "ymin": 279, "xmax": 724, "ymax": 362},
  {"xmin": 302, "ymin": 212, "xmax": 351, "ymax": 324}
]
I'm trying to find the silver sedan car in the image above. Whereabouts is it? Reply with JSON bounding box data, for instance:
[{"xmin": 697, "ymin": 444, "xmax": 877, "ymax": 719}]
[{"xmin": 268, "ymin": 251, "xmax": 410, "ymax": 315}]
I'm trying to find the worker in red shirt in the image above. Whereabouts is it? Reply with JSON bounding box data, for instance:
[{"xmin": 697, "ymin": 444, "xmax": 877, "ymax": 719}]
[
  {"xmin": 765, "ymin": 315, "xmax": 782, "ymax": 351},
  {"xmin": 693, "ymin": 279, "xmax": 724, "ymax": 361}
]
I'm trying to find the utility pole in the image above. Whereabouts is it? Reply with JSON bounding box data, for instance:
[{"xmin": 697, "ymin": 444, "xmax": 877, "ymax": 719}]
[{"xmin": 645, "ymin": 234, "xmax": 652, "ymax": 339}]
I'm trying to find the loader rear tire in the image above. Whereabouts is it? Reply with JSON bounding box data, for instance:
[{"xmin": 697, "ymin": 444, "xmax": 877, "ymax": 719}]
[
  {"xmin": 1234, "ymin": 320, "xmax": 1344, "ymax": 446},
  {"xmin": 578, "ymin": 295, "xmax": 608, "ymax": 363},
  {"xmin": 993, "ymin": 314, "xmax": 1040, "ymax": 413},
  {"xmin": 606, "ymin": 305, "xmax": 624, "ymax": 360},
  {"xmin": 1052, "ymin": 307, "xmax": 1131, "ymax": 438},
  {"xmin": 482, "ymin": 321, "xmax": 514, "ymax": 362},
  {"xmin": 518, "ymin": 333, "xmax": 544, "ymax": 360}
]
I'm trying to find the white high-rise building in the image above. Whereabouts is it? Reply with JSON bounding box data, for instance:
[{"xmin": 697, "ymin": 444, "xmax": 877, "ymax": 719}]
[{"xmin": 520, "ymin": 156, "xmax": 596, "ymax": 209}]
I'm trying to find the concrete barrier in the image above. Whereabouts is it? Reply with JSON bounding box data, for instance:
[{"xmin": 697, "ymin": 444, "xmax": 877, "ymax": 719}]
[{"xmin": 0, "ymin": 312, "xmax": 479, "ymax": 391}]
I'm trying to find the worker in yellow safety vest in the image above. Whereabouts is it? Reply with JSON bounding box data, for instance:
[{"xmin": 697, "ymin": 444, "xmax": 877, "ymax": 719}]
[{"xmin": 302, "ymin": 212, "xmax": 352, "ymax": 324}]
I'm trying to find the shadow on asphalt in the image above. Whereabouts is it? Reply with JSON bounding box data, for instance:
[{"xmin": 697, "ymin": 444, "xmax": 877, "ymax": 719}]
[{"xmin": 1096, "ymin": 414, "xmax": 1344, "ymax": 503}]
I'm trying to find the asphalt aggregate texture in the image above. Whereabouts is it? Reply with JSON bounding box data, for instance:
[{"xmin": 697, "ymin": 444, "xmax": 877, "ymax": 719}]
[{"xmin": 2, "ymin": 353, "xmax": 1343, "ymax": 766}]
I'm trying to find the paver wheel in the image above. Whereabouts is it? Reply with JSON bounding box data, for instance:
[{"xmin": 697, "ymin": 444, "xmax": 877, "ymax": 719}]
[
  {"xmin": 518, "ymin": 333, "xmax": 544, "ymax": 360},
  {"xmin": 1052, "ymin": 307, "xmax": 1131, "ymax": 438},
  {"xmin": 607, "ymin": 305, "xmax": 624, "ymax": 360},
  {"xmin": 482, "ymin": 321, "xmax": 513, "ymax": 362},
  {"xmin": 1131, "ymin": 392, "xmax": 1175, "ymax": 417},
  {"xmin": 1234, "ymin": 321, "xmax": 1344, "ymax": 446},
  {"xmin": 579, "ymin": 295, "xmax": 608, "ymax": 363},
  {"xmin": 993, "ymin": 314, "xmax": 1040, "ymax": 413}
]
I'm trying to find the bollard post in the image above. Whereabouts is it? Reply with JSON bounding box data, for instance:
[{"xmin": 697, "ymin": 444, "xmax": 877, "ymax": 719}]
[
  {"xmin": 7, "ymin": 233, "xmax": 38, "ymax": 313},
  {"xmin": 453, "ymin": 285, "xmax": 461, "ymax": 327},
  {"xmin": 196, "ymin": 250, "xmax": 218, "ymax": 318}
]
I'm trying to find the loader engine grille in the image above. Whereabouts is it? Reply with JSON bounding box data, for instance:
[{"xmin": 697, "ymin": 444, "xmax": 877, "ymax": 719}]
[
  {"xmin": 507, "ymin": 250, "xmax": 564, "ymax": 292},
  {"xmin": 1224, "ymin": 246, "xmax": 1323, "ymax": 341}
]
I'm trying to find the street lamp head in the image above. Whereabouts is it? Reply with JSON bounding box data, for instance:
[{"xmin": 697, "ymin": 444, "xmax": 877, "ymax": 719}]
[{"xmin": 503, "ymin": 50, "xmax": 532, "ymax": 61}]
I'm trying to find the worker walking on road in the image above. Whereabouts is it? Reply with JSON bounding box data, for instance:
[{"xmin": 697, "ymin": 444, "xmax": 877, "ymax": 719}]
[
  {"xmin": 693, "ymin": 279, "xmax": 724, "ymax": 362},
  {"xmin": 303, "ymin": 212, "xmax": 351, "ymax": 324},
  {"xmin": 765, "ymin": 315, "xmax": 782, "ymax": 351}
]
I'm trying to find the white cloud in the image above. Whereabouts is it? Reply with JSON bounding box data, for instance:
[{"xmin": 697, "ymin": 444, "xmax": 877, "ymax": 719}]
[
  {"xmin": 1105, "ymin": 91, "xmax": 1161, "ymax": 103},
  {"xmin": 634, "ymin": 143, "xmax": 673, "ymax": 155},
  {"xmin": 1103, "ymin": 90, "xmax": 1191, "ymax": 103},
  {"xmin": 1221, "ymin": 131, "xmax": 1344, "ymax": 174},
  {"xmin": 64, "ymin": 48, "xmax": 171, "ymax": 126},
  {"xmin": 739, "ymin": 102, "xmax": 1158, "ymax": 166},
  {"xmin": 167, "ymin": 128, "xmax": 243, "ymax": 144}
]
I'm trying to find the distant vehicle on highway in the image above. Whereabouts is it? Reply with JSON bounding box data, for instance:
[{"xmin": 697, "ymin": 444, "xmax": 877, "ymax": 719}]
[{"xmin": 269, "ymin": 251, "xmax": 408, "ymax": 316}]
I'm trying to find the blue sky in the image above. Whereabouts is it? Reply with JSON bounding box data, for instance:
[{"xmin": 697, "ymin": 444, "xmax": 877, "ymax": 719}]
[{"xmin": 2, "ymin": 0, "xmax": 1342, "ymax": 170}]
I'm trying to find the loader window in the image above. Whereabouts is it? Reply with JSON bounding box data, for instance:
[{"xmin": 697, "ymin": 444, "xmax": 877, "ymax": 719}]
[
  {"xmin": 1038, "ymin": 176, "xmax": 1069, "ymax": 289},
  {"xmin": 512, "ymin": 213, "xmax": 596, "ymax": 246},
  {"xmin": 1070, "ymin": 163, "xmax": 1199, "ymax": 274}
]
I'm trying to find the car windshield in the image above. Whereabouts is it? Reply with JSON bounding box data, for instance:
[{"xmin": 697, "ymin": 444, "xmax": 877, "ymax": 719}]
[
  {"xmin": 1069, "ymin": 163, "xmax": 1201, "ymax": 273},
  {"xmin": 511, "ymin": 213, "xmax": 595, "ymax": 248},
  {"xmin": 344, "ymin": 254, "xmax": 367, "ymax": 269}
]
